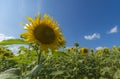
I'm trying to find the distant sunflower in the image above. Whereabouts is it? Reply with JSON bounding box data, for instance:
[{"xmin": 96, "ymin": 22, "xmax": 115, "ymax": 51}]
[
  {"xmin": 71, "ymin": 47, "xmax": 77, "ymax": 52},
  {"xmin": 66, "ymin": 48, "xmax": 71, "ymax": 53},
  {"xmin": 21, "ymin": 13, "xmax": 66, "ymax": 51},
  {"xmin": 79, "ymin": 48, "xmax": 88, "ymax": 55}
]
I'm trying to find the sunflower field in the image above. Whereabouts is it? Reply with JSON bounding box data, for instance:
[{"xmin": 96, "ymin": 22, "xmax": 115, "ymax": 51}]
[{"xmin": 0, "ymin": 13, "xmax": 120, "ymax": 79}]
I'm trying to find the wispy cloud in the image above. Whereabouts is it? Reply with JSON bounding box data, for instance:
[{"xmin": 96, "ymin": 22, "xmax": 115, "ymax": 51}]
[
  {"xmin": 84, "ymin": 33, "xmax": 100, "ymax": 40},
  {"xmin": 96, "ymin": 46, "xmax": 103, "ymax": 50},
  {"xmin": 0, "ymin": 33, "xmax": 15, "ymax": 41},
  {"xmin": 107, "ymin": 26, "xmax": 118, "ymax": 34}
]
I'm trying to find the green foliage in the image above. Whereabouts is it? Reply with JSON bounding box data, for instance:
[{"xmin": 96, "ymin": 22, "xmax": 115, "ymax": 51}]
[
  {"xmin": 1, "ymin": 45, "xmax": 120, "ymax": 79},
  {"xmin": 0, "ymin": 68, "xmax": 21, "ymax": 79},
  {"xmin": 0, "ymin": 39, "xmax": 28, "ymax": 45},
  {"xmin": 0, "ymin": 46, "xmax": 17, "ymax": 72}
]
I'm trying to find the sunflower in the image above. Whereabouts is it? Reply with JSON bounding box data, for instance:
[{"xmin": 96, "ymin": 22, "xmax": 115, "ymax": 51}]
[
  {"xmin": 79, "ymin": 47, "xmax": 88, "ymax": 55},
  {"xmin": 71, "ymin": 47, "xmax": 77, "ymax": 52},
  {"xmin": 66, "ymin": 48, "xmax": 71, "ymax": 53},
  {"xmin": 103, "ymin": 47, "xmax": 110, "ymax": 54},
  {"xmin": 21, "ymin": 13, "xmax": 66, "ymax": 51}
]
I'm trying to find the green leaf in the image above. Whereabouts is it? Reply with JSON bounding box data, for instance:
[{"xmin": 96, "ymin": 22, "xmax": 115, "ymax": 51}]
[
  {"xmin": 24, "ymin": 64, "xmax": 43, "ymax": 78},
  {"xmin": 52, "ymin": 51, "xmax": 69, "ymax": 57},
  {"xmin": 0, "ymin": 39, "xmax": 28, "ymax": 45},
  {"xmin": 113, "ymin": 69, "xmax": 120, "ymax": 79},
  {"xmin": 50, "ymin": 71, "xmax": 64, "ymax": 75},
  {"xmin": 100, "ymin": 67, "xmax": 111, "ymax": 76},
  {"xmin": 99, "ymin": 77, "xmax": 107, "ymax": 79},
  {"xmin": 0, "ymin": 68, "xmax": 21, "ymax": 79}
]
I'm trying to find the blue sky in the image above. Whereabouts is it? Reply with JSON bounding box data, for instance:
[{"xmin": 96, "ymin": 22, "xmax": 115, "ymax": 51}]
[{"xmin": 0, "ymin": 0, "xmax": 120, "ymax": 50}]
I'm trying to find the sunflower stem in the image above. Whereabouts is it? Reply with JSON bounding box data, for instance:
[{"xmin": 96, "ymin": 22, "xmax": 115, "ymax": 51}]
[
  {"xmin": 37, "ymin": 47, "xmax": 42, "ymax": 78},
  {"xmin": 38, "ymin": 50, "xmax": 41, "ymax": 64}
]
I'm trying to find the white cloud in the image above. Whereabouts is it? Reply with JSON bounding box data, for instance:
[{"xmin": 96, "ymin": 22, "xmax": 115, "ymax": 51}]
[
  {"xmin": 96, "ymin": 46, "xmax": 103, "ymax": 50},
  {"xmin": 8, "ymin": 45, "xmax": 28, "ymax": 55},
  {"xmin": 107, "ymin": 26, "xmax": 118, "ymax": 34},
  {"xmin": 0, "ymin": 33, "xmax": 15, "ymax": 41},
  {"xmin": 9, "ymin": 45, "xmax": 19, "ymax": 55},
  {"xmin": 84, "ymin": 33, "xmax": 100, "ymax": 40}
]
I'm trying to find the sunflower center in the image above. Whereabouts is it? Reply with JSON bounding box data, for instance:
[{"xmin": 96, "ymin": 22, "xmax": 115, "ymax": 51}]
[{"xmin": 34, "ymin": 24, "xmax": 56, "ymax": 44}]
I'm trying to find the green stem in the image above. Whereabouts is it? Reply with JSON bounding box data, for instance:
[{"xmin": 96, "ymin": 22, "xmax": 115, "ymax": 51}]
[
  {"xmin": 36, "ymin": 49, "xmax": 42, "ymax": 79},
  {"xmin": 38, "ymin": 50, "xmax": 42, "ymax": 64}
]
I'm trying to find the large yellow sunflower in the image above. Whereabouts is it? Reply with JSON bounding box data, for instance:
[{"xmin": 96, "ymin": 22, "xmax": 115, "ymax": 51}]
[{"xmin": 21, "ymin": 13, "xmax": 66, "ymax": 51}]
